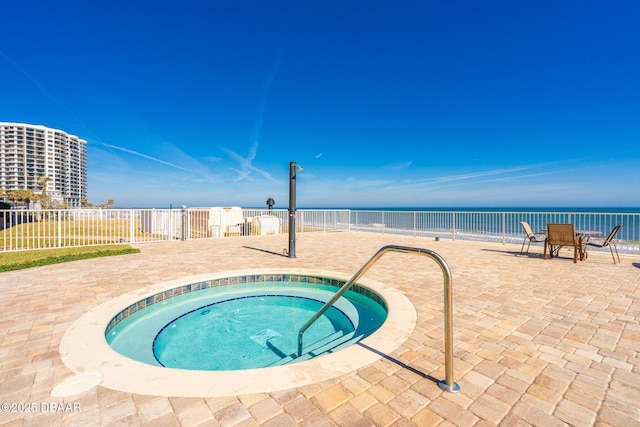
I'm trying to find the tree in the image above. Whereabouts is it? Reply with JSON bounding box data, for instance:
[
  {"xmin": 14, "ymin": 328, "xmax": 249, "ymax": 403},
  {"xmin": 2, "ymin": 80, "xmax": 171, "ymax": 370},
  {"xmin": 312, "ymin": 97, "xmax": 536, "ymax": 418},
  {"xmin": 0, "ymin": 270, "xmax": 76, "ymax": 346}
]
[
  {"xmin": 36, "ymin": 175, "xmax": 52, "ymax": 198},
  {"xmin": 97, "ymin": 199, "xmax": 115, "ymax": 209},
  {"xmin": 40, "ymin": 198, "xmax": 69, "ymax": 209},
  {"xmin": 80, "ymin": 199, "xmax": 93, "ymax": 207},
  {"xmin": 6, "ymin": 189, "xmax": 36, "ymax": 207}
]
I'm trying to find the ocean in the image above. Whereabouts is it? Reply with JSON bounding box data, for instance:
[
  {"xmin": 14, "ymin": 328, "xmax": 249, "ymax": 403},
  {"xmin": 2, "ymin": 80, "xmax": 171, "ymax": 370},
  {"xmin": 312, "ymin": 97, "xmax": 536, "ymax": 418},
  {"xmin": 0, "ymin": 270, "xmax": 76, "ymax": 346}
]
[
  {"xmin": 162, "ymin": 205, "xmax": 640, "ymax": 245},
  {"xmin": 344, "ymin": 207, "xmax": 640, "ymax": 213},
  {"xmin": 314, "ymin": 207, "xmax": 640, "ymax": 248}
]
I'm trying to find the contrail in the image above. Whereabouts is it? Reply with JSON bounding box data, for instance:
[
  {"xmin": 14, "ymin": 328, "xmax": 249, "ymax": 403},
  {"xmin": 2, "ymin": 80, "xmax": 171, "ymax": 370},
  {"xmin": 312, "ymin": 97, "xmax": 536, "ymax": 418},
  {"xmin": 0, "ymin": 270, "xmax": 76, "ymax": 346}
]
[
  {"xmin": 252, "ymin": 38, "xmax": 285, "ymax": 145},
  {"xmin": 230, "ymin": 168, "xmax": 253, "ymax": 183},
  {"xmin": 384, "ymin": 161, "xmax": 413, "ymax": 170},
  {"xmin": 0, "ymin": 51, "xmax": 100, "ymax": 141},
  {"xmin": 391, "ymin": 165, "xmax": 537, "ymax": 191},
  {"xmin": 428, "ymin": 166, "xmax": 530, "ymax": 184},
  {"xmin": 103, "ymin": 143, "xmax": 192, "ymax": 173},
  {"xmin": 224, "ymin": 144, "xmax": 273, "ymax": 181},
  {"xmin": 1, "ymin": 51, "xmax": 56, "ymax": 102},
  {"xmin": 229, "ymin": 38, "xmax": 285, "ymax": 183}
]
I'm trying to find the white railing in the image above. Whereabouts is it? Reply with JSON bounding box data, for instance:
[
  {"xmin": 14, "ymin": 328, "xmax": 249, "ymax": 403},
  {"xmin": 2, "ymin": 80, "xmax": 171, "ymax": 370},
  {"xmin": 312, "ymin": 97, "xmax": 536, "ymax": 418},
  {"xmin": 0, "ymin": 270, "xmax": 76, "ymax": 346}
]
[
  {"xmin": 1, "ymin": 208, "xmax": 638, "ymax": 255},
  {"xmin": 350, "ymin": 210, "xmax": 640, "ymax": 255},
  {"xmin": 0, "ymin": 208, "xmax": 352, "ymax": 251}
]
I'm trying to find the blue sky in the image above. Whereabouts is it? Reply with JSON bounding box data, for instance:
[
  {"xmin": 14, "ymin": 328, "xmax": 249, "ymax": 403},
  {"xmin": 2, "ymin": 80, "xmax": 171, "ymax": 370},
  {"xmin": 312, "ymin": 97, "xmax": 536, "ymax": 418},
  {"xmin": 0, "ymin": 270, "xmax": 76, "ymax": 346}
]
[{"xmin": 1, "ymin": 1, "xmax": 639, "ymax": 208}]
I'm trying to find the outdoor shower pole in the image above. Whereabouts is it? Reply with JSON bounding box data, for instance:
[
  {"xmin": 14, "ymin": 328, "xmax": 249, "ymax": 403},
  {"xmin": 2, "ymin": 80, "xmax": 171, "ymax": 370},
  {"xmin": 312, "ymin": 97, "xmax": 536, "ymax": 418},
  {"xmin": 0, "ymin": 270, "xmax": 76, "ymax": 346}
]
[
  {"xmin": 180, "ymin": 205, "xmax": 187, "ymax": 241},
  {"xmin": 288, "ymin": 161, "xmax": 297, "ymax": 258}
]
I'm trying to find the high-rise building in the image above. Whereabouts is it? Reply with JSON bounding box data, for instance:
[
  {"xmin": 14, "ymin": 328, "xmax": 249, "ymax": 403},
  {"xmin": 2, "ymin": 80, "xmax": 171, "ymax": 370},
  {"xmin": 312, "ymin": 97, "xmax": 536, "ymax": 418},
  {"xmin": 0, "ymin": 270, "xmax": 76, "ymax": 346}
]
[{"xmin": 0, "ymin": 122, "xmax": 87, "ymax": 206}]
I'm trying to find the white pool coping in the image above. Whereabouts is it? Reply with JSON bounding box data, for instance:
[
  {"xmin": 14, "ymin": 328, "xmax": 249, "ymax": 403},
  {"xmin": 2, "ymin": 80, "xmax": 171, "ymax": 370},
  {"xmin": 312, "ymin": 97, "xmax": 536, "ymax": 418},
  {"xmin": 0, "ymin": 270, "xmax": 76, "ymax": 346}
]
[{"xmin": 59, "ymin": 269, "xmax": 417, "ymax": 397}]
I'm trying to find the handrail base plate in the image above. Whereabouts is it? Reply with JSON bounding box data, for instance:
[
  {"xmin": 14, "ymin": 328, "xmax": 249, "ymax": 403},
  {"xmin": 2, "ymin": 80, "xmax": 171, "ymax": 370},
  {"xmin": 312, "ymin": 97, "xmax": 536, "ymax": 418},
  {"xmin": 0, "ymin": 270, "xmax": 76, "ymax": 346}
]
[{"xmin": 438, "ymin": 380, "xmax": 461, "ymax": 393}]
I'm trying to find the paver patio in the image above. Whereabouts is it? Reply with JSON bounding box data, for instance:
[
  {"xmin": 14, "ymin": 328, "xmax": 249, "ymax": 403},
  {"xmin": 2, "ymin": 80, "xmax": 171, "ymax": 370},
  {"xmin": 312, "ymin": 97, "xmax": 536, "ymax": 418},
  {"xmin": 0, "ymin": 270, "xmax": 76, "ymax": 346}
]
[{"xmin": 1, "ymin": 231, "xmax": 638, "ymax": 426}]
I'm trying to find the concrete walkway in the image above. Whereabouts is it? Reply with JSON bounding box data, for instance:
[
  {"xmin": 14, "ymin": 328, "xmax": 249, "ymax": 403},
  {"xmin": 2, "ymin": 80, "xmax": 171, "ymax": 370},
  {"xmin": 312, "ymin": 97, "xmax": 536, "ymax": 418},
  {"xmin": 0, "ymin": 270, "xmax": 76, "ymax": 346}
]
[{"xmin": 1, "ymin": 232, "xmax": 638, "ymax": 426}]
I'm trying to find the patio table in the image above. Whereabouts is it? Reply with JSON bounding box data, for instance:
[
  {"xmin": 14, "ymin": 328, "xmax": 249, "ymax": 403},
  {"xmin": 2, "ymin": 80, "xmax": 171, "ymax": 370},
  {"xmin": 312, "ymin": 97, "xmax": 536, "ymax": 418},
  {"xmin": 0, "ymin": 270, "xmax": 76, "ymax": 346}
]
[
  {"xmin": 541, "ymin": 228, "xmax": 602, "ymax": 261},
  {"xmin": 576, "ymin": 230, "xmax": 602, "ymax": 260}
]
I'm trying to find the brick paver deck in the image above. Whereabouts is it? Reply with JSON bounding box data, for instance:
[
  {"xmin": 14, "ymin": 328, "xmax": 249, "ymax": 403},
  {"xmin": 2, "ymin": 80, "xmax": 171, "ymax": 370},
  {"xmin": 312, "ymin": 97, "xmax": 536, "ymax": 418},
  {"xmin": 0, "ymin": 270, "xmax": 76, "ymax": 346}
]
[{"xmin": 1, "ymin": 232, "xmax": 638, "ymax": 426}]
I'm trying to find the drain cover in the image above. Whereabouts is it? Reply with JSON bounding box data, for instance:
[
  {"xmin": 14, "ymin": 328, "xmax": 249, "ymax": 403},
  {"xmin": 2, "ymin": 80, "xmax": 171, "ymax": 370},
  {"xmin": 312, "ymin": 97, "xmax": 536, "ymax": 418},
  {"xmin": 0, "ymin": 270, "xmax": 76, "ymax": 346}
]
[
  {"xmin": 250, "ymin": 329, "xmax": 282, "ymax": 346},
  {"xmin": 51, "ymin": 372, "xmax": 103, "ymax": 397}
]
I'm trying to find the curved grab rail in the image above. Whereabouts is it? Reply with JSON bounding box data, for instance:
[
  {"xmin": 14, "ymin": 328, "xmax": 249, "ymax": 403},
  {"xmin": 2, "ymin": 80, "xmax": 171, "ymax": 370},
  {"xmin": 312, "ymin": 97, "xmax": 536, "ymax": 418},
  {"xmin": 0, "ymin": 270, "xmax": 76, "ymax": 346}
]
[{"xmin": 297, "ymin": 244, "xmax": 460, "ymax": 392}]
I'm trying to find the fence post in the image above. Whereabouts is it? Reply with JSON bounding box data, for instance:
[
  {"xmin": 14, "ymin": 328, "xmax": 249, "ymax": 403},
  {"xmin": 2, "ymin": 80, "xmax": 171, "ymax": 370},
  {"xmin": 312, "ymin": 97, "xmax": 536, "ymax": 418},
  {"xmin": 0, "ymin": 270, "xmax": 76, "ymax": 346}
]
[
  {"xmin": 298, "ymin": 210, "xmax": 303, "ymax": 235},
  {"xmin": 181, "ymin": 206, "xmax": 188, "ymax": 241},
  {"xmin": 502, "ymin": 213, "xmax": 506, "ymax": 245},
  {"xmin": 413, "ymin": 211, "xmax": 417, "ymax": 237},
  {"xmin": 130, "ymin": 210, "xmax": 135, "ymax": 244},
  {"xmin": 57, "ymin": 210, "xmax": 62, "ymax": 248},
  {"xmin": 451, "ymin": 212, "xmax": 456, "ymax": 241}
]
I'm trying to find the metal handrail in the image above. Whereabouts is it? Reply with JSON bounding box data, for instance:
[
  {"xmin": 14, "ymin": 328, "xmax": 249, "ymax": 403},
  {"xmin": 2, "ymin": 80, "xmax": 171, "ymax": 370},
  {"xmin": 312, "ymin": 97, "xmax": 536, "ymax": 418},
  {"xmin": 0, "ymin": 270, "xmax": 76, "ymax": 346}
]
[{"xmin": 296, "ymin": 244, "xmax": 461, "ymax": 393}]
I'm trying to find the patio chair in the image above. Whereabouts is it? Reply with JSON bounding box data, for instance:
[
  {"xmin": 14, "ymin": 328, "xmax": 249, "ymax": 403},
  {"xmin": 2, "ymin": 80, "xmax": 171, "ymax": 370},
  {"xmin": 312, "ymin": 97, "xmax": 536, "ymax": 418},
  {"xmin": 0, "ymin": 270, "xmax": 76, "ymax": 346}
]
[
  {"xmin": 544, "ymin": 223, "xmax": 579, "ymax": 263},
  {"xmin": 583, "ymin": 225, "xmax": 621, "ymax": 264},
  {"xmin": 519, "ymin": 221, "xmax": 546, "ymax": 255}
]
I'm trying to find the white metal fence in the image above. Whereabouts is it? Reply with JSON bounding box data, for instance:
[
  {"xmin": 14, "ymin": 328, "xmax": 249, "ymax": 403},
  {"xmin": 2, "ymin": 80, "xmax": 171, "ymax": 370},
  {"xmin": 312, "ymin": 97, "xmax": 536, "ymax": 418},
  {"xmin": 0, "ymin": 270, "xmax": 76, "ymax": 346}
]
[
  {"xmin": 350, "ymin": 210, "xmax": 640, "ymax": 255},
  {"xmin": 1, "ymin": 208, "xmax": 638, "ymax": 255},
  {"xmin": 0, "ymin": 208, "xmax": 351, "ymax": 252}
]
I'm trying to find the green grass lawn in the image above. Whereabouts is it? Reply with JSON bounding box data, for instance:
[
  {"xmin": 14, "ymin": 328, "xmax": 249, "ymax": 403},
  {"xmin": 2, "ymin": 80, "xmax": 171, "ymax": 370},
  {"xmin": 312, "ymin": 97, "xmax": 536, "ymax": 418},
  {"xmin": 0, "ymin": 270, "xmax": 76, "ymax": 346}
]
[{"xmin": 0, "ymin": 245, "xmax": 141, "ymax": 272}]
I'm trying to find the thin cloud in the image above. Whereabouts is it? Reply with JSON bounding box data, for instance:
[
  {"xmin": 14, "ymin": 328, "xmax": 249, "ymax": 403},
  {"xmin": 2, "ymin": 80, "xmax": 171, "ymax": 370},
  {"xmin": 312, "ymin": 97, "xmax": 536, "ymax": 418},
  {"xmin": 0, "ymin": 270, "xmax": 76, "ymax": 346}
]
[
  {"xmin": 102, "ymin": 143, "xmax": 193, "ymax": 173},
  {"xmin": 384, "ymin": 161, "xmax": 412, "ymax": 170},
  {"xmin": 419, "ymin": 171, "xmax": 558, "ymax": 192},
  {"xmin": 418, "ymin": 160, "xmax": 576, "ymax": 187},
  {"xmin": 252, "ymin": 43, "xmax": 284, "ymax": 146},
  {"xmin": 1, "ymin": 51, "xmax": 55, "ymax": 102},
  {"xmin": 0, "ymin": 51, "xmax": 101, "ymax": 142},
  {"xmin": 224, "ymin": 142, "xmax": 274, "ymax": 182},
  {"xmin": 426, "ymin": 166, "xmax": 530, "ymax": 184},
  {"xmin": 387, "ymin": 165, "xmax": 543, "ymax": 193},
  {"xmin": 222, "ymin": 39, "xmax": 284, "ymax": 184},
  {"xmin": 315, "ymin": 153, "xmax": 323, "ymax": 159},
  {"xmin": 230, "ymin": 168, "xmax": 254, "ymax": 183},
  {"xmin": 476, "ymin": 171, "xmax": 556, "ymax": 184}
]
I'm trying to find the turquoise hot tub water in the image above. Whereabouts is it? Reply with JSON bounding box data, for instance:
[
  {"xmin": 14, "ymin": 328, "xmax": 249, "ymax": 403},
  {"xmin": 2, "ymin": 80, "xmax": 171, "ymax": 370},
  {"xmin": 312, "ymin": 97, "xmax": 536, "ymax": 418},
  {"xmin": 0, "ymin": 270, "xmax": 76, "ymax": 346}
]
[{"xmin": 106, "ymin": 275, "xmax": 388, "ymax": 371}]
